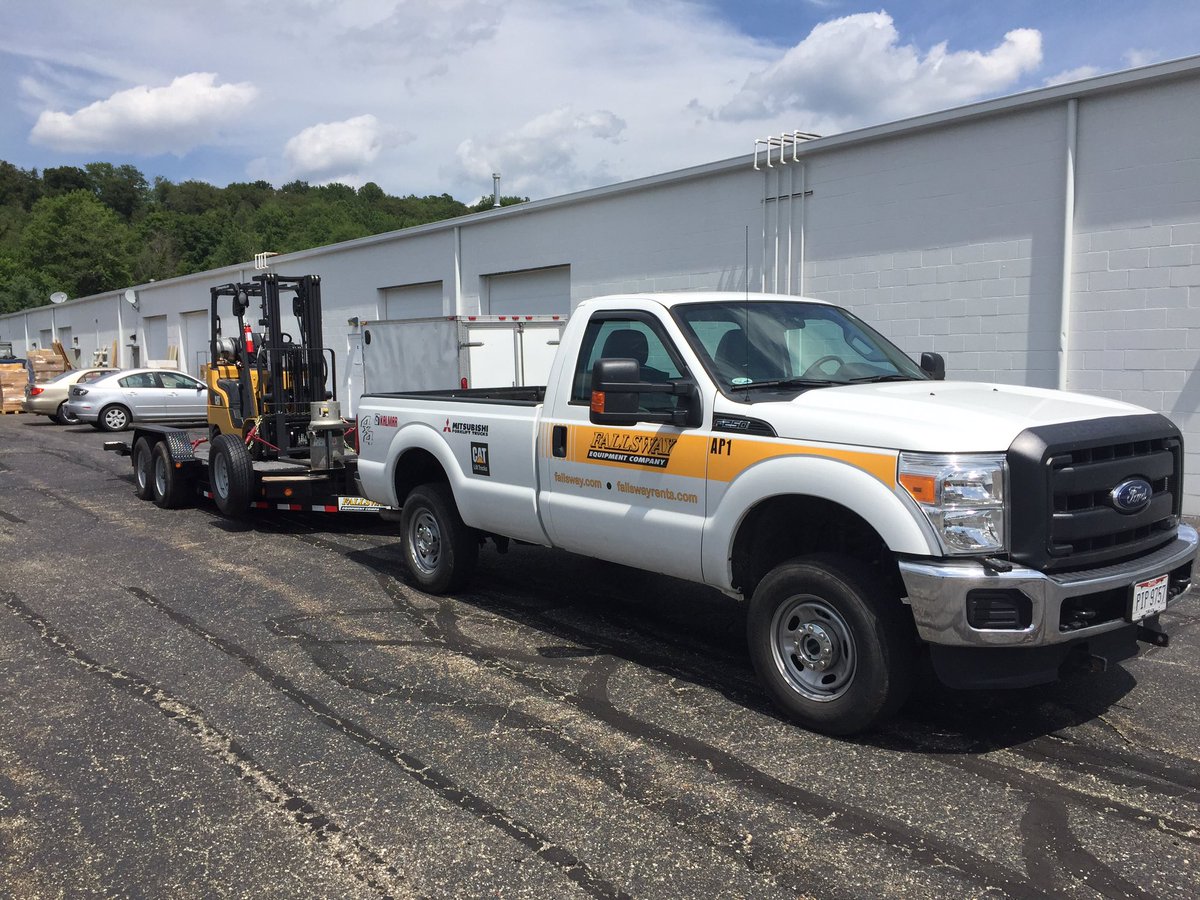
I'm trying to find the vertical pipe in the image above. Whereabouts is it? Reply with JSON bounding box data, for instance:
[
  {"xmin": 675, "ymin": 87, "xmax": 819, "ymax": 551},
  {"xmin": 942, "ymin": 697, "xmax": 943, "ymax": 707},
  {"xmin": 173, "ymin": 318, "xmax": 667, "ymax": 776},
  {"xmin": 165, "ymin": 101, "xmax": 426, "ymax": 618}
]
[
  {"xmin": 798, "ymin": 163, "xmax": 807, "ymax": 296},
  {"xmin": 116, "ymin": 294, "xmax": 124, "ymax": 368},
  {"xmin": 786, "ymin": 161, "xmax": 795, "ymax": 294},
  {"xmin": 774, "ymin": 165, "xmax": 783, "ymax": 292},
  {"xmin": 1058, "ymin": 98, "xmax": 1078, "ymax": 391},
  {"xmin": 453, "ymin": 225, "xmax": 464, "ymax": 315},
  {"xmin": 761, "ymin": 163, "xmax": 768, "ymax": 292}
]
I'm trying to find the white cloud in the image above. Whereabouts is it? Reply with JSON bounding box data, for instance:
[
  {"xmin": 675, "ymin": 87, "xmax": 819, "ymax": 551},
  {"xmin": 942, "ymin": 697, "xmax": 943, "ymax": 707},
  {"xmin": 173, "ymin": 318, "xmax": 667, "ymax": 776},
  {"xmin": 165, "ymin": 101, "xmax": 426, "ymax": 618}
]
[
  {"xmin": 453, "ymin": 108, "xmax": 626, "ymax": 198},
  {"xmin": 1123, "ymin": 48, "xmax": 1161, "ymax": 68},
  {"xmin": 716, "ymin": 12, "xmax": 1042, "ymax": 129},
  {"xmin": 1043, "ymin": 65, "xmax": 1103, "ymax": 87},
  {"xmin": 283, "ymin": 114, "xmax": 405, "ymax": 184},
  {"xmin": 29, "ymin": 72, "xmax": 257, "ymax": 154}
]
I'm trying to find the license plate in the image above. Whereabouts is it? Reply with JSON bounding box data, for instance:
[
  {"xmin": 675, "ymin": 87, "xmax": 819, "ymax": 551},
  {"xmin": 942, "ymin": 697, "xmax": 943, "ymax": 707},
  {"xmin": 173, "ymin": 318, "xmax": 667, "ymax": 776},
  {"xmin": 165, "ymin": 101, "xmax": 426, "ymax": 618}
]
[{"xmin": 1129, "ymin": 573, "xmax": 1169, "ymax": 622}]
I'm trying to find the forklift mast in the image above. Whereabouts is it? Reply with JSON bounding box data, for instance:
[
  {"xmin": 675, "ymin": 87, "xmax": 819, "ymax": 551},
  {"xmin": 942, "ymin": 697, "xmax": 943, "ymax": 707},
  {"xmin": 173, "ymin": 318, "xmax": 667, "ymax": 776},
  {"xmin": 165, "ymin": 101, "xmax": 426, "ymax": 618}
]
[{"xmin": 207, "ymin": 273, "xmax": 335, "ymax": 460}]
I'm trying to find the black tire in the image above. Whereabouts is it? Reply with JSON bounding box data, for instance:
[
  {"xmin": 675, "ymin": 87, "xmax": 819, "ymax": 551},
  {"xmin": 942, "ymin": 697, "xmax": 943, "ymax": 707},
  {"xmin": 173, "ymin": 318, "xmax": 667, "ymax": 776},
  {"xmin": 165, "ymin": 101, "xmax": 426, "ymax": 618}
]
[
  {"xmin": 400, "ymin": 483, "xmax": 478, "ymax": 593},
  {"xmin": 53, "ymin": 402, "xmax": 80, "ymax": 425},
  {"xmin": 151, "ymin": 441, "xmax": 192, "ymax": 509},
  {"xmin": 209, "ymin": 433, "xmax": 254, "ymax": 517},
  {"xmin": 133, "ymin": 437, "xmax": 155, "ymax": 501},
  {"xmin": 98, "ymin": 404, "xmax": 131, "ymax": 432},
  {"xmin": 747, "ymin": 554, "xmax": 914, "ymax": 736}
]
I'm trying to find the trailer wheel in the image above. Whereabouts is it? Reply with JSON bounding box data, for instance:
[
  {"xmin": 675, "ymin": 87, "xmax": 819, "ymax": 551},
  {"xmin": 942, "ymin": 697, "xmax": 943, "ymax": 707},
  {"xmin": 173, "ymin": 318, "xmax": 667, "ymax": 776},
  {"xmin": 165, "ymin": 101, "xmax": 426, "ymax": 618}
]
[
  {"xmin": 133, "ymin": 437, "xmax": 155, "ymax": 500},
  {"xmin": 152, "ymin": 441, "xmax": 192, "ymax": 509},
  {"xmin": 210, "ymin": 433, "xmax": 253, "ymax": 517},
  {"xmin": 747, "ymin": 554, "xmax": 914, "ymax": 736},
  {"xmin": 400, "ymin": 483, "xmax": 477, "ymax": 593}
]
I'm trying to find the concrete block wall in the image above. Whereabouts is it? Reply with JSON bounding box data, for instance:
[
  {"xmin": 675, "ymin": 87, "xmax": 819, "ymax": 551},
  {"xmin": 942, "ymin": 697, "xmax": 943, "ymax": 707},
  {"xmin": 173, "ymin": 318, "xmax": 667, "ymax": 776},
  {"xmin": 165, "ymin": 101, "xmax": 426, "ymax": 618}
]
[
  {"xmin": 798, "ymin": 105, "xmax": 1067, "ymax": 388},
  {"xmin": 1070, "ymin": 77, "xmax": 1200, "ymax": 510}
]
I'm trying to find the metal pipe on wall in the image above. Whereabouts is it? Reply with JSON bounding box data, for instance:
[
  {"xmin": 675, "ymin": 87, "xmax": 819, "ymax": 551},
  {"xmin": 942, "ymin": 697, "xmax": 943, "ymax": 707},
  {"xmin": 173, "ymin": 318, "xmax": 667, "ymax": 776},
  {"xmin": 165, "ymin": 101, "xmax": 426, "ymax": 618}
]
[{"xmin": 1058, "ymin": 98, "xmax": 1078, "ymax": 391}]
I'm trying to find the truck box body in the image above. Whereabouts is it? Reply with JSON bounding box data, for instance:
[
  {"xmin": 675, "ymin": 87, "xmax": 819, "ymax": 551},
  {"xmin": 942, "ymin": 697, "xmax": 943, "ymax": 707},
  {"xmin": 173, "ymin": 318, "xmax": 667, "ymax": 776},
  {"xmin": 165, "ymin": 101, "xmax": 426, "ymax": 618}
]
[{"xmin": 361, "ymin": 316, "xmax": 565, "ymax": 395}]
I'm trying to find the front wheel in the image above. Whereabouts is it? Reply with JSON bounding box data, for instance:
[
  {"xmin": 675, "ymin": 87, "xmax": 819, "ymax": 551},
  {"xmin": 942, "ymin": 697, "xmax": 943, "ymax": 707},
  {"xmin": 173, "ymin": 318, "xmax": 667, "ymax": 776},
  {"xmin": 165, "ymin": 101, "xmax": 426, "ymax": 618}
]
[
  {"xmin": 399, "ymin": 483, "xmax": 478, "ymax": 593},
  {"xmin": 747, "ymin": 554, "xmax": 914, "ymax": 736}
]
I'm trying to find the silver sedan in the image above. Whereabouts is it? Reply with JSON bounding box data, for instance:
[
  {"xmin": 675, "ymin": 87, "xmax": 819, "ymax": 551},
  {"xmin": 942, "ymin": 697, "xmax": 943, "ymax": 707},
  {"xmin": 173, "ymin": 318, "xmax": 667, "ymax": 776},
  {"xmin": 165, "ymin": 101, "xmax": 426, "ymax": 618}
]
[{"xmin": 66, "ymin": 368, "xmax": 208, "ymax": 432}]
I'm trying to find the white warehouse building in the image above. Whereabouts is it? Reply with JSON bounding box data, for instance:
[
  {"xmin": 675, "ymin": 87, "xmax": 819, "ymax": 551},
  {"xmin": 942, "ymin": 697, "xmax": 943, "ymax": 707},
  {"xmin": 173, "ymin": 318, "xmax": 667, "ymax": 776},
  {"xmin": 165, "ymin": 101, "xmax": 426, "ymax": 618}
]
[{"xmin": 4, "ymin": 57, "xmax": 1200, "ymax": 509}]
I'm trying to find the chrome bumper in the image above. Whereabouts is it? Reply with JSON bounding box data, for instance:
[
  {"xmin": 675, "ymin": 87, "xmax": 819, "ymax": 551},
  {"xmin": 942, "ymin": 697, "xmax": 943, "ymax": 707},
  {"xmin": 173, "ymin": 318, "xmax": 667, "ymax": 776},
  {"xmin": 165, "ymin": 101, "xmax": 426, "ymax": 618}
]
[{"xmin": 899, "ymin": 524, "xmax": 1198, "ymax": 647}]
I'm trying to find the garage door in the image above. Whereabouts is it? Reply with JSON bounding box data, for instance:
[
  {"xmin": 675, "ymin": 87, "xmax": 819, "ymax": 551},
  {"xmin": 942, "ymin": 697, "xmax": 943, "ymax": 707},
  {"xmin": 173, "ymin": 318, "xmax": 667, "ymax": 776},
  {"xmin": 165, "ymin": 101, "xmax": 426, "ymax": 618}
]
[
  {"xmin": 180, "ymin": 310, "xmax": 209, "ymax": 377},
  {"xmin": 382, "ymin": 281, "xmax": 444, "ymax": 319},
  {"xmin": 484, "ymin": 265, "xmax": 570, "ymax": 316},
  {"xmin": 144, "ymin": 315, "xmax": 168, "ymax": 361}
]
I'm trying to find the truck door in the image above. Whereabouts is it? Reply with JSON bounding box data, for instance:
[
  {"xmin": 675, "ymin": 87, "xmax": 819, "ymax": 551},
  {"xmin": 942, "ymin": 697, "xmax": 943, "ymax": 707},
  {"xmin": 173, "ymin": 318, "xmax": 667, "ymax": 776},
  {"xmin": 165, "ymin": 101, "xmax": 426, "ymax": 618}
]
[{"xmin": 538, "ymin": 312, "xmax": 707, "ymax": 581}]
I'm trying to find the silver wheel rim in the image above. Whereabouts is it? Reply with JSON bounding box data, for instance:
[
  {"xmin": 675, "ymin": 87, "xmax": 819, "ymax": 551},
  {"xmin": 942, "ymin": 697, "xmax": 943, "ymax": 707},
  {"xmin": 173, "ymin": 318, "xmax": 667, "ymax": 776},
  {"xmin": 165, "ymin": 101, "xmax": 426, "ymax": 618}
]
[
  {"xmin": 154, "ymin": 454, "xmax": 168, "ymax": 498},
  {"xmin": 770, "ymin": 595, "xmax": 857, "ymax": 702},
  {"xmin": 212, "ymin": 452, "xmax": 229, "ymax": 498},
  {"xmin": 59, "ymin": 404, "xmax": 78, "ymax": 424},
  {"xmin": 408, "ymin": 509, "xmax": 442, "ymax": 575},
  {"xmin": 136, "ymin": 447, "xmax": 150, "ymax": 491},
  {"xmin": 104, "ymin": 407, "xmax": 127, "ymax": 429}
]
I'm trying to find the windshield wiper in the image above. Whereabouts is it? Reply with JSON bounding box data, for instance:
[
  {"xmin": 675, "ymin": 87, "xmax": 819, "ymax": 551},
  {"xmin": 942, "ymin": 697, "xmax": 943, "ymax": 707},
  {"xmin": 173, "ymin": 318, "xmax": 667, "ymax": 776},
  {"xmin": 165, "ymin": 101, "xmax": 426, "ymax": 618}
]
[
  {"xmin": 728, "ymin": 377, "xmax": 834, "ymax": 392},
  {"xmin": 845, "ymin": 374, "xmax": 916, "ymax": 384}
]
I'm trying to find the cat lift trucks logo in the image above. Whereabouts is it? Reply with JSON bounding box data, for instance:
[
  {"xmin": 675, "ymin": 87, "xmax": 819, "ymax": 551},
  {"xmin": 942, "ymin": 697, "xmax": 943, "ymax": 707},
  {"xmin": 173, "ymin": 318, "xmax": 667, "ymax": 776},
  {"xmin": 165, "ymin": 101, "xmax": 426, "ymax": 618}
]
[
  {"xmin": 587, "ymin": 431, "xmax": 678, "ymax": 469},
  {"xmin": 471, "ymin": 442, "xmax": 491, "ymax": 477}
]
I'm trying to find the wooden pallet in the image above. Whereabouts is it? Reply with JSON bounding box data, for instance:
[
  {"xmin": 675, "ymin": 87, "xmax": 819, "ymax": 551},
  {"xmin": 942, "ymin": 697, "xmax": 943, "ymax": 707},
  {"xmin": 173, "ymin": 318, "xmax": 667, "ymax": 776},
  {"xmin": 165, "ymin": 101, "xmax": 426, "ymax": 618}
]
[{"xmin": 0, "ymin": 409, "xmax": 25, "ymax": 415}]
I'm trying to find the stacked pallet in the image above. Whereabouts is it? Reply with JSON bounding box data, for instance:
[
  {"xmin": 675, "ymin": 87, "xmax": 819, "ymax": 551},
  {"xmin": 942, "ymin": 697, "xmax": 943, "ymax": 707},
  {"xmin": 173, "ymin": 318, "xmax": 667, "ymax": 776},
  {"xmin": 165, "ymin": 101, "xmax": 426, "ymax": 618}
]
[
  {"xmin": 0, "ymin": 362, "xmax": 27, "ymax": 413},
  {"xmin": 28, "ymin": 348, "xmax": 68, "ymax": 382}
]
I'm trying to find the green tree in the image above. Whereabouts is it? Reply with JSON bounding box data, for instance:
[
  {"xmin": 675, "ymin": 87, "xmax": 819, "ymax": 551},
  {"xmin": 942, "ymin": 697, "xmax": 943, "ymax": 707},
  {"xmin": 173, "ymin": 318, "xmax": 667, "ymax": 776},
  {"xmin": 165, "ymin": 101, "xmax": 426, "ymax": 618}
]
[
  {"xmin": 0, "ymin": 162, "xmax": 41, "ymax": 210},
  {"xmin": 20, "ymin": 191, "xmax": 133, "ymax": 297},
  {"xmin": 42, "ymin": 165, "xmax": 91, "ymax": 196},
  {"xmin": 0, "ymin": 255, "xmax": 53, "ymax": 314},
  {"xmin": 85, "ymin": 162, "xmax": 149, "ymax": 220}
]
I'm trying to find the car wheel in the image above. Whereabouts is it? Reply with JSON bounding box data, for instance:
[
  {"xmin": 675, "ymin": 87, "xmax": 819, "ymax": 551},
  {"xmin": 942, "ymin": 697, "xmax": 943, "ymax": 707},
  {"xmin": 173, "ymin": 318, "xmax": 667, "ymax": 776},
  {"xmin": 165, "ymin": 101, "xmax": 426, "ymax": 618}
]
[
  {"xmin": 53, "ymin": 402, "xmax": 80, "ymax": 425},
  {"xmin": 151, "ymin": 441, "xmax": 192, "ymax": 509},
  {"xmin": 400, "ymin": 483, "xmax": 478, "ymax": 594},
  {"xmin": 747, "ymin": 554, "xmax": 915, "ymax": 736},
  {"xmin": 133, "ymin": 438, "xmax": 155, "ymax": 501},
  {"xmin": 98, "ymin": 404, "xmax": 131, "ymax": 432},
  {"xmin": 209, "ymin": 433, "xmax": 254, "ymax": 517}
]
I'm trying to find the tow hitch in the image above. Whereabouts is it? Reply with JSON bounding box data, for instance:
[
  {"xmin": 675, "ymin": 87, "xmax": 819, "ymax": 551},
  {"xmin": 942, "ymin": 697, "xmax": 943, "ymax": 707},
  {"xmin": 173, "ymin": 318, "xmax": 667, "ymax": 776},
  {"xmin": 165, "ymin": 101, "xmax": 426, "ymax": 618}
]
[{"xmin": 1136, "ymin": 620, "xmax": 1170, "ymax": 648}]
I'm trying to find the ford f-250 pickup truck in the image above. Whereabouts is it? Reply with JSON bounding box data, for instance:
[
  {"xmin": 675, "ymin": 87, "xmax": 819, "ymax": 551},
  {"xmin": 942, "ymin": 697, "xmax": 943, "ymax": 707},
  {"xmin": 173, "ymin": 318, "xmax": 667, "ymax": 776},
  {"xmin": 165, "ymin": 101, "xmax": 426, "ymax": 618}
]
[{"xmin": 355, "ymin": 292, "xmax": 1197, "ymax": 734}]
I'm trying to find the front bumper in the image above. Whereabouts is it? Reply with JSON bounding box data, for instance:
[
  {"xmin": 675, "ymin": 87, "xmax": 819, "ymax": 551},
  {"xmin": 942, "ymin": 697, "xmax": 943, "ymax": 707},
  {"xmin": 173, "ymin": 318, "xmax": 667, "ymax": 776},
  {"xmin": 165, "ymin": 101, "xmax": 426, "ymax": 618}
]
[{"xmin": 899, "ymin": 524, "xmax": 1197, "ymax": 647}]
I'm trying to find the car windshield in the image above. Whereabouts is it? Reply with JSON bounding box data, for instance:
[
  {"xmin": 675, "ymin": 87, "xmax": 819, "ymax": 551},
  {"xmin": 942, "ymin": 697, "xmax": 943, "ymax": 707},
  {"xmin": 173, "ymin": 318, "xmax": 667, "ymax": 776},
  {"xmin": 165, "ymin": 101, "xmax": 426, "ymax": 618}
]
[{"xmin": 672, "ymin": 300, "xmax": 926, "ymax": 393}]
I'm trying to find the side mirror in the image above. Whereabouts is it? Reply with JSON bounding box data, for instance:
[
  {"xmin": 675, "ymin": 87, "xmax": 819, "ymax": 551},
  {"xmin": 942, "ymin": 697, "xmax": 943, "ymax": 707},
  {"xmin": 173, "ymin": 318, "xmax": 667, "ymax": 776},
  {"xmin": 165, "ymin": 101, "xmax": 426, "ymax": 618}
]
[
  {"xmin": 589, "ymin": 358, "xmax": 701, "ymax": 428},
  {"xmin": 920, "ymin": 352, "xmax": 945, "ymax": 381}
]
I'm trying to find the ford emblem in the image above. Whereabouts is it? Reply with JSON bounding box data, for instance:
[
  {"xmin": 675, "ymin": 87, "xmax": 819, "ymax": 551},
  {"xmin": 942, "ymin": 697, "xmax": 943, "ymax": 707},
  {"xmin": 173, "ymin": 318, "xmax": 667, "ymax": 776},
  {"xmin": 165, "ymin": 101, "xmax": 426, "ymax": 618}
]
[{"xmin": 1111, "ymin": 478, "xmax": 1152, "ymax": 514}]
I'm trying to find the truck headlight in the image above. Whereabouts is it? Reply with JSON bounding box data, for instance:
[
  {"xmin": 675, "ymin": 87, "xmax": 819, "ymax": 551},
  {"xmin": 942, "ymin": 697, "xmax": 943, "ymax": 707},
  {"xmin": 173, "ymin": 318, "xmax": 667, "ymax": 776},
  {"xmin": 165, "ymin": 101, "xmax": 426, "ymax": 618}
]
[{"xmin": 898, "ymin": 453, "xmax": 1008, "ymax": 555}]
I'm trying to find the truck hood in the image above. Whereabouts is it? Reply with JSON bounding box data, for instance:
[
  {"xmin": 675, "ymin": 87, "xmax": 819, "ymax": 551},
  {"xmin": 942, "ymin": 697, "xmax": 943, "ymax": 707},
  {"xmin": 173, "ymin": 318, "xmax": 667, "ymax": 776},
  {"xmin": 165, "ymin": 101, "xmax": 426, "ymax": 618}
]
[{"xmin": 722, "ymin": 381, "xmax": 1153, "ymax": 452}]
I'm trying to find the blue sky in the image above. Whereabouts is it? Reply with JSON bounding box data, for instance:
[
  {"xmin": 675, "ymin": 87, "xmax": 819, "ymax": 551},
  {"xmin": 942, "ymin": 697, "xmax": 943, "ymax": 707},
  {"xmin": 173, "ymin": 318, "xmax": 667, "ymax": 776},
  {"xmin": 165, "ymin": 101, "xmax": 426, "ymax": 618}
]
[{"xmin": 0, "ymin": 1, "xmax": 1197, "ymax": 203}]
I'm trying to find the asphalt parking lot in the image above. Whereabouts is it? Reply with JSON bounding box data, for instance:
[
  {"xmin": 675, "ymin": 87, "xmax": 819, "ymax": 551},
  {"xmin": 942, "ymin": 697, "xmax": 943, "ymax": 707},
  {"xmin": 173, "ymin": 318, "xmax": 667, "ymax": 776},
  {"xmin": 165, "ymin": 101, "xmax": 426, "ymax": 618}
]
[{"xmin": 1, "ymin": 413, "xmax": 1197, "ymax": 899}]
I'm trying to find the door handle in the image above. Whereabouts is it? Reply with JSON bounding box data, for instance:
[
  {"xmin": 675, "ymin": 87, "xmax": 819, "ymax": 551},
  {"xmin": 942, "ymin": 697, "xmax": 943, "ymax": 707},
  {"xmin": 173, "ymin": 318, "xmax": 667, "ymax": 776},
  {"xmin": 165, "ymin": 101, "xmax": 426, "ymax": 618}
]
[{"xmin": 552, "ymin": 425, "xmax": 567, "ymax": 458}]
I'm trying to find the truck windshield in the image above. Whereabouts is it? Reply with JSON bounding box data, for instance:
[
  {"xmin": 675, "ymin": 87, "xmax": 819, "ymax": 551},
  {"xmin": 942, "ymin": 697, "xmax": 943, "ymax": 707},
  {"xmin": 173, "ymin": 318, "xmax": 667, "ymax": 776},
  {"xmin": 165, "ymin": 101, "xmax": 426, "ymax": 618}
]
[{"xmin": 672, "ymin": 300, "xmax": 927, "ymax": 393}]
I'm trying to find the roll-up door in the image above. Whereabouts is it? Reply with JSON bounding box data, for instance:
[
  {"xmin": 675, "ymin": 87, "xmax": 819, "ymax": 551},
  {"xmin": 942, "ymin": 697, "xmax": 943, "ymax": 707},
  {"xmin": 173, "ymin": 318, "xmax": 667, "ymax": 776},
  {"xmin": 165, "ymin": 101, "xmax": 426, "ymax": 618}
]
[
  {"xmin": 382, "ymin": 281, "xmax": 444, "ymax": 319},
  {"xmin": 484, "ymin": 265, "xmax": 570, "ymax": 316}
]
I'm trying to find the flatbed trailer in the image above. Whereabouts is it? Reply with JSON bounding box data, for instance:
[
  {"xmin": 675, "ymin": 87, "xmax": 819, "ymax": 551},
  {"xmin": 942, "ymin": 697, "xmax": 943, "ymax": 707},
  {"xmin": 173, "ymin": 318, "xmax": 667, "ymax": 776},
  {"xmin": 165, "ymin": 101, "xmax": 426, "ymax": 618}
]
[{"xmin": 105, "ymin": 423, "xmax": 392, "ymax": 515}]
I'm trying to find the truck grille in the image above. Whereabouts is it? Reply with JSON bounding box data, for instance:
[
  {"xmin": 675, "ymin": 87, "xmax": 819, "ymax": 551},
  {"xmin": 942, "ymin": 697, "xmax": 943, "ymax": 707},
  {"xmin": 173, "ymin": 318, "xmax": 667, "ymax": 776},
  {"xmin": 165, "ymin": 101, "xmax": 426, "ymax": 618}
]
[{"xmin": 1008, "ymin": 415, "xmax": 1182, "ymax": 572}]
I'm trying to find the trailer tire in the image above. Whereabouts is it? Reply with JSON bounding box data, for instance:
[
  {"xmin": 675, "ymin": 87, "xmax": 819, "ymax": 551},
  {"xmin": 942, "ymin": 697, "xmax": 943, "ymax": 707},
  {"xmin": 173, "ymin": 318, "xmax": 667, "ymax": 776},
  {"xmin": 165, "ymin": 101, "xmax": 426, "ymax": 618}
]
[
  {"xmin": 152, "ymin": 441, "xmax": 192, "ymax": 509},
  {"xmin": 133, "ymin": 437, "xmax": 155, "ymax": 500},
  {"xmin": 747, "ymin": 554, "xmax": 914, "ymax": 736},
  {"xmin": 400, "ymin": 483, "xmax": 477, "ymax": 593},
  {"xmin": 210, "ymin": 433, "xmax": 253, "ymax": 517}
]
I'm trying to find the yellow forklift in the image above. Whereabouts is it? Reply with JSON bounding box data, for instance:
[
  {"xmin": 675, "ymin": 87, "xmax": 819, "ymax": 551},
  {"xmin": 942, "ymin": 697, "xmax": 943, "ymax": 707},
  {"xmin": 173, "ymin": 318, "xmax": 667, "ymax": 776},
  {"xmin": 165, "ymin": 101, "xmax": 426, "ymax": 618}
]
[{"xmin": 108, "ymin": 274, "xmax": 379, "ymax": 517}]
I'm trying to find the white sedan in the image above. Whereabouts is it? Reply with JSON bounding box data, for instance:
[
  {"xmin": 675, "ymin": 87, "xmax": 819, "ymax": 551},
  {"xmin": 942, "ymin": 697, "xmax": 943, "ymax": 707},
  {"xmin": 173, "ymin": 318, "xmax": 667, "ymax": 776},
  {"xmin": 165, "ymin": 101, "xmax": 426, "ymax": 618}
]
[{"xmin": 66, "ymin": 368, "xmax": 208, "ymax": 431}]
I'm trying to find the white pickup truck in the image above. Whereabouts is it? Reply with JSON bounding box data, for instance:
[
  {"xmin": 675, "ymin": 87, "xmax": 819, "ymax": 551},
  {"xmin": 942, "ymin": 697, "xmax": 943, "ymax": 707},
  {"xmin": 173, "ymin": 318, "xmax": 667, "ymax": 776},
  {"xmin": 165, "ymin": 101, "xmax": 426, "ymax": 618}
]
[{"xmin": 356, "ymin": 292, "xmax": 1197, "ymax": 734}]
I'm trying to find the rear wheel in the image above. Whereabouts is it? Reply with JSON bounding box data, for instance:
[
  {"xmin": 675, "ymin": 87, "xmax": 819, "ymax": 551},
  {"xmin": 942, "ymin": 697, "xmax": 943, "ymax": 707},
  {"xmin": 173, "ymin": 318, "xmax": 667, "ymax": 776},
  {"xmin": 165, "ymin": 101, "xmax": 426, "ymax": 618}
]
[
  {"xmin": 209, "ymin": 433, "xmax": 254, "ymax": 517},
  {"xmin": 400, "ymin": 483, "xmax": 478, "ymax": 593},
  {"xmin": 53, "ymin": 402, "xmax": 80, "ymax": 425},
  {"xmin": 133, "ymin": 437, "xmax": 154, "ymax": 500},
  {"xmin": 98, "ymin": 404, "xmax": 131, "ymax": 432},
  {"xmin": 152, "ymin": 441, "xmax": 191, "ymax": 509},
  {"xmin": 747, "ymin": 554, "xmax": 914, "ymax": 735}
]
